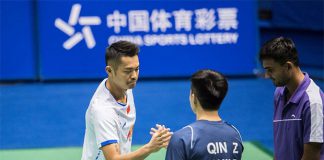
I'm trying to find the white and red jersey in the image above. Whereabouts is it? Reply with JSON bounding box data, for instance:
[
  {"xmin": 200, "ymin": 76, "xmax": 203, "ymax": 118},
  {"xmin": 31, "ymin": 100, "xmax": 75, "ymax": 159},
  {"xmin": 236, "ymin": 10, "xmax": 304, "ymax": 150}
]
[{"xmin": 81, "ymin": 78, "xmax": 136, "ymax": 160}]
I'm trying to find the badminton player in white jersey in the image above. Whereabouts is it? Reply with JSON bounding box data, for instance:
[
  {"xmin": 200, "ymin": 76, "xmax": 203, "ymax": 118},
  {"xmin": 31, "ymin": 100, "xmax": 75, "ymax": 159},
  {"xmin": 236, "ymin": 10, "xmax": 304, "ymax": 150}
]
[{"xmin": 81, "ymin": 41, "xmax": 172, "ymax": 160}]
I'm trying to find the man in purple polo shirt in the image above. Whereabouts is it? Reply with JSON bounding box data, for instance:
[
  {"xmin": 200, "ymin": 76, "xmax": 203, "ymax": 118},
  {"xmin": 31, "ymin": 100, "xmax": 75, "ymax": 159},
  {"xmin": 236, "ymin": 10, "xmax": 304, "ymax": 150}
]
[{"xmin": 259, "ymin": 37, "xmax": 324, "ymax": 160}]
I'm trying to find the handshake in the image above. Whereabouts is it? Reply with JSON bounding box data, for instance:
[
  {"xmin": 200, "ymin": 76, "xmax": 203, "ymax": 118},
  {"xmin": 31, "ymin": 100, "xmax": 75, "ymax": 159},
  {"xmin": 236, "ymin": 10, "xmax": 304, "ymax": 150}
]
[{"xmin": 145, "ymin": 124, "xmax": 173, "ymax": 153}]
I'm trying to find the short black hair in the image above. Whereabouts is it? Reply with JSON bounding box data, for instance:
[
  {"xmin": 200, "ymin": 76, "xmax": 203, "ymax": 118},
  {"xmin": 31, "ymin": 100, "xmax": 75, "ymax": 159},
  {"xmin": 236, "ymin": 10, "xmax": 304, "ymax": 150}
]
[
  {"xmin": 259, "ymin": 37, "xmax": 299, "ymax": 66},
  {"xmin": 190, "ymin": 69, "xmax": 228, "ymax": 111},
  {"xmin": 105, "ymin": 41, "xmax": 139, "ymax": 68}
]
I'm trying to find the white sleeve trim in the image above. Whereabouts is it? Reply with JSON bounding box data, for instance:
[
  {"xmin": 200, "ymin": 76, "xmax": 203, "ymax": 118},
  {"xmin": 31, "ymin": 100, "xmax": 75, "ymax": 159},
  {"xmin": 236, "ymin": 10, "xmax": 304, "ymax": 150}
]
[
  {"xmin": 310, "ymin": 102, "xmax": 324, "ymax": 143},
  {"xmin": 307, "ymin": 80, "xmax": 324, "ymax": 143}
]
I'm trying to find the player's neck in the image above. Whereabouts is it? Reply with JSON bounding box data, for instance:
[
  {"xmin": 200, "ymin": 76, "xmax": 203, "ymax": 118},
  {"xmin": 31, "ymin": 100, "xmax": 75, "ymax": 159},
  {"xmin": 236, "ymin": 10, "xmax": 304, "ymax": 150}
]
[
  {"xmin": 286, "ymin": 68, "xmax": 304, "ymax": 98},
  {"xmin": 196, "ymin": 108, "xmax": 221, "ymax": 121},
  {"xmin": 106, "ymin": 79, "xmax": 127, "ymax": 101}
]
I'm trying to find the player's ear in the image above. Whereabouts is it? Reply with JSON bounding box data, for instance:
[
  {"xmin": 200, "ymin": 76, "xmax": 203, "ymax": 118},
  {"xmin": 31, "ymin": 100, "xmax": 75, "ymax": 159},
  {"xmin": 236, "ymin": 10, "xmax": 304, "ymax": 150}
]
[
  {"xmin": 189, "ymin": 90, "xmax": 198, "ymax": 105},
  {"xmin": 105, "ymin": 66, "xmax": 113, "ymax": 75},
  {"xmin": 189, "ymin": 91, "xmax": 197, "ymax": 113},
  {"xmin": 193, "ymin": 94, "xmax": 198, "ymax": 105},
  {"xmin": 286, "ymin": 61, "xmax": 293, "ymax": 70}
]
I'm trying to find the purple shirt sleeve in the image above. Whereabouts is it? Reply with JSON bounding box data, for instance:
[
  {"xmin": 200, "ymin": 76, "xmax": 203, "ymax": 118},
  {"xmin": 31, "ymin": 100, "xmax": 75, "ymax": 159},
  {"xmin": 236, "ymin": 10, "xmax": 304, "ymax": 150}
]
[{"xmin": 303, "ymin": 104, "xmax": 312, "ymax": 143}]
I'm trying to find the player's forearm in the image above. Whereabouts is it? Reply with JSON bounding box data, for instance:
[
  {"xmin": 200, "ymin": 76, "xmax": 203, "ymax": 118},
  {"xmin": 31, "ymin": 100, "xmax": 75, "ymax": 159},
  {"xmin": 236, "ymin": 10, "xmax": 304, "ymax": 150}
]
[
  {"xmin": 301, "ymin": 154, "xmax": 320, "ymax": 160},
  {"xmin": 104, "ymin": 125, "xmax": 171, "ymax": 160},
  {"xmin": 123, "ymin": 144, "xmax": 153, "ymax": 160},
  {"xmin": 301, "ymin": 152, "xmax": 320, "ymax": 160},
  {"xmin": 105, "ymin": 144, "xmax": 153, "ymax": 160},
  {"xmin": 301, "ymin": 143, "xmax": 322, "ymax": 160}
]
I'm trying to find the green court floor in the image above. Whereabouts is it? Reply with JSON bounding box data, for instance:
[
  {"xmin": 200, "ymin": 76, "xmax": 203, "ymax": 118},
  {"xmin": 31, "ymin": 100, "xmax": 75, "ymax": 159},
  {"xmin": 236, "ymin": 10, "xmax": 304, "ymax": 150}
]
[{"xmin": 0, "ymin": 142, "xmax": 272, "ymax": 160}]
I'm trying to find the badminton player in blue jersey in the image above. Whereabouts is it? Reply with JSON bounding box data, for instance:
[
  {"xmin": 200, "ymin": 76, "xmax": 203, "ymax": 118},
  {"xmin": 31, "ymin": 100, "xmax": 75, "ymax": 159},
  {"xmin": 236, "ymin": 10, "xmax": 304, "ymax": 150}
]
[{"xmin": 165, "ymin": 69, "xmax": 243, "ymax": 160}]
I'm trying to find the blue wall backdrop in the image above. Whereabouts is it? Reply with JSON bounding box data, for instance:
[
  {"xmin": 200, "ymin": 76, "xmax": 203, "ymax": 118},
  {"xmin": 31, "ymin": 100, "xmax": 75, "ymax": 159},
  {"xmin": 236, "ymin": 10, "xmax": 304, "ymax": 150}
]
[
  {"xmin": 1, "ymin": 0, "xmax": 258, "ymax": 80},
  {"xmin": 0, "ymin": 1, "xmax": 37, "ymax": 80},
  {"xmin": 258, "ymin": 0, "xmax": 324, "ymax": 78}
]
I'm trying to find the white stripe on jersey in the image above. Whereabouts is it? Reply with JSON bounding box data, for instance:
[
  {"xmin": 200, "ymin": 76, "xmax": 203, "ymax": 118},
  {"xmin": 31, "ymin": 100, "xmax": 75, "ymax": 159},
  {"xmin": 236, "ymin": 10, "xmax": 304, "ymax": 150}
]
[
  {"xmin": 229, "ymin": 124, "xmax": 243, "ymax": 143},
  {"xmin": 184, "ymin": 125, "xmax": 194, "ymax": 149}
]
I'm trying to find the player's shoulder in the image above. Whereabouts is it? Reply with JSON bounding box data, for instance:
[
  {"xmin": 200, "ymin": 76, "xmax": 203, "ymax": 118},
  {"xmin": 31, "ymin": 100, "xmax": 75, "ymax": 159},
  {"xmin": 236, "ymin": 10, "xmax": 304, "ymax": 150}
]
[
  {"xmin": 90, "ymin": 92, "xmax": 115, "ymax": 109},
  {"xmin": 172, "ymin": 122, "xmax": 197, "ymax": 139},
  {"xmin": 90, "ymin": 80, "xmax": 118, "ymax": 109},
  {"xmin": 170, "ymin": 122, "xmax": 204, "ymax": 149},
  {"xmin": 222, "ymin": 121, "xmax": 237, "ymax": 130},
  {"xmin": 169, "ymin": 125, "xmax": 193, "ymax": 147},
  {"xmin": 305, "ymin": 80, "xmax": 323, "ymax": 103},
  {"xmin": 88, "ymin": 98, "xmax": 117, "ymax": 120},
  {"xmin": 222, "ymin": 121, "xmax": 243, "ymax": 139}
]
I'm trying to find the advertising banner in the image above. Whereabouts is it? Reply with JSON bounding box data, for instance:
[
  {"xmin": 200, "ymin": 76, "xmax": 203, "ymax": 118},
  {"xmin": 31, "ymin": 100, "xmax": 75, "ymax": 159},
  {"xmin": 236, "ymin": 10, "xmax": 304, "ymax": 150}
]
[{"xmin": 38, "ymin": 0, "xmax": 258, "ymax": 79}]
